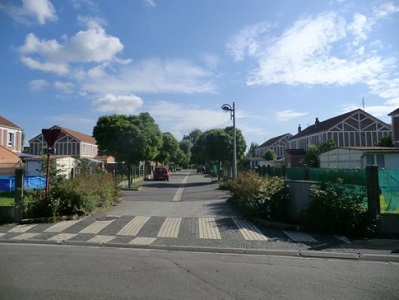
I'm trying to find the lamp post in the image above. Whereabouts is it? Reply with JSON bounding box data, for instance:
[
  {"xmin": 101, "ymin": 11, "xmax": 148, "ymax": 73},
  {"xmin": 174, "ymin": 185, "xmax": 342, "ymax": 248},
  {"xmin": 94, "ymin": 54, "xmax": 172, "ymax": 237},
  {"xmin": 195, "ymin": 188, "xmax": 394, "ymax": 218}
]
[{"xmin": 221, "ymin": 102, "xmax": 237, "ymax": 179}]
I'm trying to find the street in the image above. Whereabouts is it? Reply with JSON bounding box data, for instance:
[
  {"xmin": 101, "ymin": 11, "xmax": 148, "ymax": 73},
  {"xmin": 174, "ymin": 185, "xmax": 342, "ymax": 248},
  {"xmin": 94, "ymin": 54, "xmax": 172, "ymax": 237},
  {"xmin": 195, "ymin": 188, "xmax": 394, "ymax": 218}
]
[{"xmin": 1, "ymin": 243, "xmax": 398, "ymax": 300}]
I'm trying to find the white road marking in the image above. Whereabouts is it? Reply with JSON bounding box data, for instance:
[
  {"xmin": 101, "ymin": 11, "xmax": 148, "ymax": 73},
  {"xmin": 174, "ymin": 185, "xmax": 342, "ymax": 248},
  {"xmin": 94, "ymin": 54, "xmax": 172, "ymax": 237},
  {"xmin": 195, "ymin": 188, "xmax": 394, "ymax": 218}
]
[
  {"xmin": 233, "ymin": 218, "xmax": 268, "ymax": 241},
  {"xmin": 172, "ymin": 174, "xmax": 189, "ymax": 202}
]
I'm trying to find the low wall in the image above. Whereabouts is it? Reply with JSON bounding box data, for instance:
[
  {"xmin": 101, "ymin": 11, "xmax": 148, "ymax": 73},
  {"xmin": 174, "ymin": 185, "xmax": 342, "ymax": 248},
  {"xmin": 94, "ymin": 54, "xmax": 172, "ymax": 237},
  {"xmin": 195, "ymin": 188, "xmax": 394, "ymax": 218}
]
[
  {"xmin": 0, "ymin": 206, "xmax": 16, "ymax": 223},
  {"xmin": 380, "ymin": 214, "xmax": 399, "ymax": 237},
  {"xmin": 286, "ymin": 180, "xmax": 321, "ymax": 222}
]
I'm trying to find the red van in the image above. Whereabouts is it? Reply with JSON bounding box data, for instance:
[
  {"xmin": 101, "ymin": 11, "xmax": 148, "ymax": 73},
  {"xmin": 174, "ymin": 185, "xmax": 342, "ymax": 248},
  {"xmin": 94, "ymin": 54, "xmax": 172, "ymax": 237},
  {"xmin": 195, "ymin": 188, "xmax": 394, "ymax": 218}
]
[{"xmin": 153, "ymin": 166, "xmax": 169, "ymax": 181}]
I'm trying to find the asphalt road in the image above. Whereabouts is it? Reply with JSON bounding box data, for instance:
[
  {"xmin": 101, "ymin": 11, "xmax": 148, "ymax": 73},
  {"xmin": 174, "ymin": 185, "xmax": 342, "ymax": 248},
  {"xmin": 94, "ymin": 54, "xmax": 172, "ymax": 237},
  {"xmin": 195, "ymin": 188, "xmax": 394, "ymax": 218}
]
[{"xmin": 1, "ymin": 243, "xmax": 398, "ymax": 300}]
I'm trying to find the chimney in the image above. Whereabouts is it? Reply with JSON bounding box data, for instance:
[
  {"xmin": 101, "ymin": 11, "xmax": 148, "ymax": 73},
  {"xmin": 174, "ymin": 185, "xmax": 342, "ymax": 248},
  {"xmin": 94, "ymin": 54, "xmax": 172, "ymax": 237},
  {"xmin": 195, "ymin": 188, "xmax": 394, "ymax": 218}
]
[
  {"xmin": 298, "ymin": 124, "xmax": 301, "ymax": 133},
  {"xmin": 315, "ymin": 118, "xmax": 320, "ymax": 128}
]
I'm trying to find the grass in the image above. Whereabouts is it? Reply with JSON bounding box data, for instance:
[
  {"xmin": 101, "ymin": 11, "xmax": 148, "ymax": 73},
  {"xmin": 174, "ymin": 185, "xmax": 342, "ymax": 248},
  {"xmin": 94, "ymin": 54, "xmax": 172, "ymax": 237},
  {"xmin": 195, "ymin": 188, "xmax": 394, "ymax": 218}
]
[{"xmin": 0, "ymin": 192, "xmax": 14, "ymax": 206}]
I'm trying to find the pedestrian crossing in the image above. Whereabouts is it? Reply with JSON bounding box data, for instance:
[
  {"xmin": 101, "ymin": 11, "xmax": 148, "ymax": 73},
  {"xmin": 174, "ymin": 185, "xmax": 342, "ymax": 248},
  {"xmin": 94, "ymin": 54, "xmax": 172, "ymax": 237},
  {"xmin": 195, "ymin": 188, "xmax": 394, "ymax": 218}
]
[{"xmin": 0, "ymin": 215, "xmax": 336, "ymax": 247}]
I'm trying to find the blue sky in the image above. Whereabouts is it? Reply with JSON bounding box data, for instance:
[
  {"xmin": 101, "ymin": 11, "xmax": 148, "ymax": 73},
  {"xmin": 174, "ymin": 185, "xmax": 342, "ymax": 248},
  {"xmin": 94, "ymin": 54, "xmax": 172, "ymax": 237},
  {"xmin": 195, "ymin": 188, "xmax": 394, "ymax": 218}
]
[{"xmin": 1, "ymin": 0, "xmax": 398, "ymax": 148}]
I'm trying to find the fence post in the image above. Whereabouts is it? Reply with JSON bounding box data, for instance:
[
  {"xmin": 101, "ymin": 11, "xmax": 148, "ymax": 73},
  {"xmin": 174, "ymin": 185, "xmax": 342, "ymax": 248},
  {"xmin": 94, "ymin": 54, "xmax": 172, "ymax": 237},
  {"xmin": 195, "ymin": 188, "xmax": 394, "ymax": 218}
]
[
  {"xmin": 14, "ymin": 168, "xmax": 24, "ymax": 222},
  {"xmin": 366, "ymin": 166, "xmax": 380, "ymax": 217}
]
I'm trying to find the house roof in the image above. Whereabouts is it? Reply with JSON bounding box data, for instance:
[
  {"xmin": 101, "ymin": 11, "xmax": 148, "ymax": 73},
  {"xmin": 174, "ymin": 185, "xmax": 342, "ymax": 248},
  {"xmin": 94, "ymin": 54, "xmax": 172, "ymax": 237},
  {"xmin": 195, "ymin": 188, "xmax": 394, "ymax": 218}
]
[
  {"xmin": 257, "ymin": 133, "xmax": 292, "ymax": 148},
  {"xmin": 53, "ymin": 126, "xmax": 97, "ymax": 144},
  {"xmin": 0, "ymin": 116, "xmax": 21, "ymax": 129},
  {"xmin": 291, "ymin": 108, "xmax": 389, "ymax": 139},
  {"xmin": 388, "ymin": 108, "xmax": 399, "ymax": 116},
  {"xmin": 0, "ymin": 145, "xmax": 20, "ymax": 164},
  {"xmin": 29, "ymin": 125, "xmax": 97, "ymax": 145}
]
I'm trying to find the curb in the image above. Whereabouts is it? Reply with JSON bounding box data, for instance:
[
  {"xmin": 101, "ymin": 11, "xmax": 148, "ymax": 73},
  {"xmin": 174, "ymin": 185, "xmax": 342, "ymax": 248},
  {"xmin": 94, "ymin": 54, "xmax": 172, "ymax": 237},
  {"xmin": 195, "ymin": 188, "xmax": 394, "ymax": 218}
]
[{"xmin": 1, "ymin": 239, "xmax": 398, "ymax": 262}]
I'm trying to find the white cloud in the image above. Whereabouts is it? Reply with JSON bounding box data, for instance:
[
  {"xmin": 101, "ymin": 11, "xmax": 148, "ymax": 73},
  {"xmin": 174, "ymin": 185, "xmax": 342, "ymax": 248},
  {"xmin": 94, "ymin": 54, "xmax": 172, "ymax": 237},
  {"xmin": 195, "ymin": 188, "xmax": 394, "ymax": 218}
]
[
  {"xmin": 83, "ymin": 58, "xmax": 216, "ymax": 94},
  {"xmin": 92, "ymin": 94, "xmax": 144, "ymax": 113},
  {"xmin": 227, "ymin": 22, "xmax": 272, "ymax": 61},
  {"xmin": 54, "ymin": 81, "xmax": 75, "ymax": 93},
  {"xmin": 142, "ymin": 0, "xmax": 156, "ymax": 8},
  {"xmin": 18, "ymin": 23, "xmax": 123, "ymax": 74},
  {"xmin": 0, "ymin": 0, "xmax": 57, "ymax": 25},
  {"xmin": 276, "ymin": 110, "xmax": 309, "ymax": 121},
  {"xmin": 29, "ymin": 79, "xmax": 49, "ymax": 91}
]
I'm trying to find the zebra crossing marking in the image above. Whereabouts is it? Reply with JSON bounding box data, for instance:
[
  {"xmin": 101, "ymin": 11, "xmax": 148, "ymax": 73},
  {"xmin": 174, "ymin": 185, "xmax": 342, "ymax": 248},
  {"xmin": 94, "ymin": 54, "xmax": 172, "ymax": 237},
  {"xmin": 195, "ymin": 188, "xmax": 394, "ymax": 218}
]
[
  {"xmin": 8, "ymin": 224, "xmax": 37, "ymax": 233},
  {"xmin": 79, "ymin": 220, "xmax": 114, "ymax": 234},
  {"xmin": 199, "ymin": 217, "xmax": 221, "ymax": 239},
  {"xmin": 158, "ymin": 217, "xmax": 181, "ymax": 238},
  {"xmin": 0, "ymin": 233, "xmax": 5, "ymax": 237},
  {"xmin": 44, "ymin": 220, "xmax": 81, "ymax": 232},
  {"xmin": 10, "ymin": 233, "xmax": 40, "ymax": 240},
  {"xmin": 284, "ymin": 231, "xmax": 317, "ymax": 242},
  {"xmin": 87, "ymin": 235, "xmax": 115, "ymax": 244},
  {"xmin": 129, "ymin": 237, "xmax": 156, "ymax": 245},
  {"xmin": 232, "ymin": 218, "xmax": 268, "ymax": 241},
  {"xmin": 47, "ymin": 233, "xmax": 77, "ymax": 242},
  {"xmin": 117, "ymin": 216, "xmax": 150, "ymax": 236}
]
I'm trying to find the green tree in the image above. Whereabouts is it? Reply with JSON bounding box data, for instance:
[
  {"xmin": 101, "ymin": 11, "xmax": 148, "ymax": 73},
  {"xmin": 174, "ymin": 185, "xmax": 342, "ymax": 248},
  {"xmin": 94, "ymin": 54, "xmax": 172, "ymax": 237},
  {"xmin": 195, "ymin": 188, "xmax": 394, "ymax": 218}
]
[
  {"xmin": 157, "ymin": 132, "xmax": 180, "ymax": 165},
  {"xmin": 93, "ymin": 113, "xmax": 163, "ymax": 187},
  {"xmin": 263, "ymin": 149, "xmax": 276, "ymax": 161},
  {"xmin": 224, "ymin": 126, "xmax": 247, "ymax": 161},
  {"xmin": 375, "ymin": 135, "xmax": 394, "ymax": 147},
  {"xmin": 247, "ymin": 142, "xmax": 259, "ymax": 158},
  {"xmin": 305, "ymin": 139, "xmax": 336, "ymax": 167}
]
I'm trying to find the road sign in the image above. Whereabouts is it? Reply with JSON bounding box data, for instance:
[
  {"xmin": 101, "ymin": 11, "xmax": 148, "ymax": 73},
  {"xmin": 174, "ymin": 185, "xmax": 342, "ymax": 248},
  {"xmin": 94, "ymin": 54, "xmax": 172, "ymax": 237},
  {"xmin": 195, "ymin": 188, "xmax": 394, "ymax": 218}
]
[{"xmin": 42, "ymin": 128, "xmax": 61, "ymax": 148}]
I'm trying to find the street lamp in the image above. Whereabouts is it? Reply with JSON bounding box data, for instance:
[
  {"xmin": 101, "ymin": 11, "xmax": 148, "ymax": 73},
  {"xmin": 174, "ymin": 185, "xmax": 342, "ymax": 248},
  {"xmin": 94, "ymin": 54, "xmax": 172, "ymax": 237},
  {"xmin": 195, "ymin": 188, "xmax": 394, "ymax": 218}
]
[{"xmin": 221, "ymin": 102, "xmax": 237, "ymax": 179}]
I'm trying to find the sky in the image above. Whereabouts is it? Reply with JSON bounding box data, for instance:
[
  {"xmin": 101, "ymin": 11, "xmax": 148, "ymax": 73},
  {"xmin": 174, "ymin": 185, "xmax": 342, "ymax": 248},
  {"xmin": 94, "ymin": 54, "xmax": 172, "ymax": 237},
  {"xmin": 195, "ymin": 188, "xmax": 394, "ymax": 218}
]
[{"xmin": 1, "ymin": 0, "xmax": 399, "ymax": 149}]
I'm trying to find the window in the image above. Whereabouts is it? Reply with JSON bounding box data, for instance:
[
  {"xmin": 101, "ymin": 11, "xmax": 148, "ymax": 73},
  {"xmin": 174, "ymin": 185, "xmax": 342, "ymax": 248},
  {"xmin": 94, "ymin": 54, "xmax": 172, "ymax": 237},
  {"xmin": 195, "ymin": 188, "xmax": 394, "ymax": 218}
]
[
  {"xmin": 376, "ymin": 154, "xmax": 385, "ymax": 168},
  {"xmin": 366, "ymin": 154, "xmax": 374, "ymax": 165},
  {"xmin": 8, "ymin": 132, "xmax": 15, "ymax": 147}
]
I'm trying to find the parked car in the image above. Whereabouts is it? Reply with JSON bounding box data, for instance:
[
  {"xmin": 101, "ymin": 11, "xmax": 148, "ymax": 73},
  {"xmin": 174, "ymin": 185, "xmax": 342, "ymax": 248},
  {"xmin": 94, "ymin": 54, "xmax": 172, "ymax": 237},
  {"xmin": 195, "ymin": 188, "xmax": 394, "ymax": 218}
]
[{"xmin": 153, "ymin": 166, "xmax": 169, "ymax": 181}]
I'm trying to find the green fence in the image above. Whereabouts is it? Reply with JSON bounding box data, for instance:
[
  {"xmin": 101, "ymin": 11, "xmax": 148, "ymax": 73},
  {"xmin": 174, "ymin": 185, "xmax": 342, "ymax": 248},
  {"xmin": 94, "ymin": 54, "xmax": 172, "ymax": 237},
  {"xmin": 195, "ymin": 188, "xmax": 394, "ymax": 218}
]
[{"xmin": 379, "ymin": 169, "xmax": 399, "ymax": 214}]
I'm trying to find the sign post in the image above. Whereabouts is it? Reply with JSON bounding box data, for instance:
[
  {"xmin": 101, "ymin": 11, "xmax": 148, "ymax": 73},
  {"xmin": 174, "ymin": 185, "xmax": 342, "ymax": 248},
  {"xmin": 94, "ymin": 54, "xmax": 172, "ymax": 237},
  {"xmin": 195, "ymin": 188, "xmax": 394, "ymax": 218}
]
[{"xmin": 42, "ymin": 128, "xmax": 61, "ymax": 198}]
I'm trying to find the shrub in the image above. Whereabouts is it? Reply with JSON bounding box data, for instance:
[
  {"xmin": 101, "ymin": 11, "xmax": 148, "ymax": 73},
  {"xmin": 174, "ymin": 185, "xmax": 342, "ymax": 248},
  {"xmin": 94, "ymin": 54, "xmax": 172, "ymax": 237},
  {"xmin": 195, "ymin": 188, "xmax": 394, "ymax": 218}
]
[
  {"xmin": 303, "ymin": 181, "xmax": 377, "ymax": 236},
  {"xmin": 22, "ymin": 173, "xmax": 120, "ymax": 219},
  {"xmin": 222, "ymin": 171, "xmax": 289, "ymax": 221}
]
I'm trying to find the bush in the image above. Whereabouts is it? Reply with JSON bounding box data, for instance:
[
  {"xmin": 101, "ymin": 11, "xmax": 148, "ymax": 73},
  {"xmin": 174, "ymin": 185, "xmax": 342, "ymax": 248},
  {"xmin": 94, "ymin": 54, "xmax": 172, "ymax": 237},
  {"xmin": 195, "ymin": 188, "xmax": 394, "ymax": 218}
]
[
  {"xmin": 23, "ymin": 173, "xmax": 120, "ymax": 219},
  {"xmin": 303, "ymin": 181, "xmax": 377, "ymax": 236},
  {"xmin": 221, "ymin": 171, "xmax": 289, "ymax": 221}
]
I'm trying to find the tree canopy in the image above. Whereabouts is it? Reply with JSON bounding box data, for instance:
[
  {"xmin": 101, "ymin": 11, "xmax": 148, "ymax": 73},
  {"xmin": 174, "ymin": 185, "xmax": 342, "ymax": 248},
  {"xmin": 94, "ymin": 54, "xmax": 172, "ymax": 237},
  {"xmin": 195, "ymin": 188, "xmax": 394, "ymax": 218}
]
[
  {"xmin": 93, "ymin": 113, "xmax": 163, "ymax": 165},
  {"xmin": 305, "ymin": 139, "xmax": 336, "ymax": 167},
  {"xmin": 157, "ymin": 132, "xmax": 180, "ymax": 165},
  {"xmin": 190, "ymin": 127, "xmax": 246, "ymax": 165}
]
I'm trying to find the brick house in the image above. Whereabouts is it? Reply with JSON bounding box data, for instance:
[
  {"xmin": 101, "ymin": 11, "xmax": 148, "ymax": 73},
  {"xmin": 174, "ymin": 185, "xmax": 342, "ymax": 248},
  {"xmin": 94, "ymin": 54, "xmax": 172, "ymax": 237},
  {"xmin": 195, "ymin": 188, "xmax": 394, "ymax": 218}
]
[
  {"xmin": 29, "ymin": 125, "xmax": 98, "ymax": 159},
  {"xmin": 0, "ymin": 116, "xmax": 23, "ymax": 153}
]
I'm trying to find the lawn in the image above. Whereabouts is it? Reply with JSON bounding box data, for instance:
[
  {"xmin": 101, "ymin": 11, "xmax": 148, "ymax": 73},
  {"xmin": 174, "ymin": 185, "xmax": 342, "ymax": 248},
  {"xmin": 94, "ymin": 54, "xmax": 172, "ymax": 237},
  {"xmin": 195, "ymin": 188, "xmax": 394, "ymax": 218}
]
[{"xmin": 0, "ymin": 192, "xmax": 14, "ymax": 206}]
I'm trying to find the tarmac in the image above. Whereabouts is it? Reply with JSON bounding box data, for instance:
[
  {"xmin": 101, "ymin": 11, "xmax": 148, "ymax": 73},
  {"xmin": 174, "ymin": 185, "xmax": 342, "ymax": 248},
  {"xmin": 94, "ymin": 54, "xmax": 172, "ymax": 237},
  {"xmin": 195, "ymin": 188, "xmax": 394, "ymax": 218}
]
[{"xmin": 1, "ymin": 176, "xmax": 399, "ymax": 263}]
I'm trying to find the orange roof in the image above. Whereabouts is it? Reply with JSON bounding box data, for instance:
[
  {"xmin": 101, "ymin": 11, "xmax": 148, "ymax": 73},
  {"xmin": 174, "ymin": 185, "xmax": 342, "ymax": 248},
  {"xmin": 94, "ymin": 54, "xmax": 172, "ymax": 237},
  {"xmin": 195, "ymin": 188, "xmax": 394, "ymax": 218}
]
[{"xmin": 0, "ymin": 145, "xmax": 20, "ymax": 164}]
